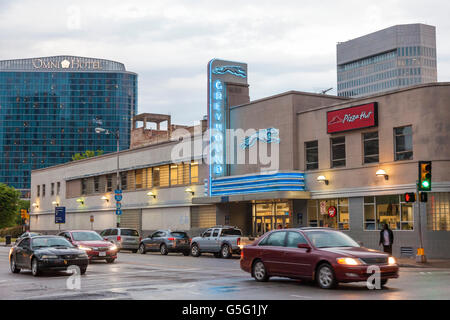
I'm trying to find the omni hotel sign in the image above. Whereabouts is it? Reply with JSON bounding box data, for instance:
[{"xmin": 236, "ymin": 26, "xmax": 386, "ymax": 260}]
[{"xmin": 32, "ymin": 57, "xmax": 103, "ymax": 70}]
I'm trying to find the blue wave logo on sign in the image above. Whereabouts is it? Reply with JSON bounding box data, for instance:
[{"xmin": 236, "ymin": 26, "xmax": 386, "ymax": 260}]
[
  {"xmin": 240, "ymin": 128, "xmax": 280, "ymax": 149},
  {"xmin": 212, "ymin": 65, "xmax": 247, "ymax": 78}
]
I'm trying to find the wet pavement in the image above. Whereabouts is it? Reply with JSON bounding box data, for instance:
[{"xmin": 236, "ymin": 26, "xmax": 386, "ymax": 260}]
[{"xmin": 1, "ymin": 247, "xmax": 450, "ymax": 300}]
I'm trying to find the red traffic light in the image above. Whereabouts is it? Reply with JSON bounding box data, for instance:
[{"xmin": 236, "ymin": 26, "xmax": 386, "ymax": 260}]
[{"xmin": 404, "ymin": 193, "xmax": 416, "ymax": 203}]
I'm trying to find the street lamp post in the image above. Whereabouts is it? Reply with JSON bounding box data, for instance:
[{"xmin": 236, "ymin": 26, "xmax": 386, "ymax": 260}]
[{"xmin": 95, "ymin": 127, "xmax": 121, "ymax": 227}]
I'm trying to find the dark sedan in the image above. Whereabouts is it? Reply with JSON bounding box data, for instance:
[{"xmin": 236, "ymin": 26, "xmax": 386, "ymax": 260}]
[
  {"xmin": 9, "ymin": 236, "xmax": 89, "ymax": 276},
  {"xmin": 139, "ymin": 230, "xmax": 191, "ymax": 256},
  {"xmin": 240, "ymin": 228, "xmax": 399, "ymax": 289}
]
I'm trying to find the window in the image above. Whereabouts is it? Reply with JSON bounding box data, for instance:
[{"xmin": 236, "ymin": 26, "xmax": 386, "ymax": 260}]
[
  {"xmin": 51, "ymin": 182, "xmax": 55, "ymax": 196},
  {"xmin": 170, "ymin": 165, "xmax": 179, "ymax": 186},
  {"xmin": 363, "ymin": 132, "xmax": 379, "ymax": 163},
  {"xmin": 37, "ymin": 185, "xmax": 40, "ymax": 197},
  {"xmin": 427, "ymin": 193, "xmax": 450, "ymax": 231},
  {"xmin": 111, "ymin": 229, "xmax": 118, "ymax": 236},
  {"xmin": 212, "ymin": 229, "xmax": 219, "ymax": 237},
  {"xmin": 152, "ymin": 167, "xmax": 160, "ymax": 187},
  {"xmin": 286, "ymin": 232, "xmax": 308, "ymax": 248},
  {"xmin": 364, "ymin": 195, "xmax": 414, "ymax": 230},
  {"xmin": 331, "ymin": 136, "xmax": 346, "ymax": 167},
  {"xmin": 394, "ymin": 126, "xmax": 413, "ymax": 160},
  {"xmin": 81, "ymin": 179, "xmax": 87, "ymax": 195},
  {"xmin": 305, "ymin": 141, "xmax": 318, "ymax": 170},
  {"xmin": 159, "ymin": 165, "xmax": 170, "ymax": 187},
  {"xmin": 57, "ymin": 182, "xmax": 60, "ymax": 195},
  {"xmin": 307, "ymin": 199, "xmax": 349, "ymax": 230},
  {"xmin": 203, "ymin": 229, "xmax": 212, "ymax": 237},
  {"xmin": 120, "ymin": 172, "xmax": 127, "ymax": 190},
  {"xmin": 106, "ymin": 174, "xmax": 112, "ymax": 192},
  {"xmin": 191, "ymin": 161, "xmax": 198, "ymax": 183},
  {"xmin": 42, "ymin": 184, "xmax": 46, "ymax": 197},
  {"xmin": 135, "ymin": 169, "xmax": 143, "ymax": 189},
  {"xmin": 94, "ymin": 176, "xmax": 99, "ymax": 193},
  {"xmin": 145, "ymin": 168, "xmax": 152, "ymax": 189},
  {"xmin": 260, "ymin": 231, "xmax": 287, "ymax": 247}
]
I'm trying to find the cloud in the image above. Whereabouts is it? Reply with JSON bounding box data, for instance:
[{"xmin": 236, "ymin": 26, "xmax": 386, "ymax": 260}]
[{"xmin": 0, "ymin": 0, "xmax": 449, "ymax": 124}]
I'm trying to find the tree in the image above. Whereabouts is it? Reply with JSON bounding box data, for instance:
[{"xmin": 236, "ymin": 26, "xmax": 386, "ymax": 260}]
[
  {"xmin": 71, "ymin": 149, "xmax": 104, "ymax": 161},
  {"xmin": 0, "ymin": 183, "xmax": 21, "ymax": 228}
]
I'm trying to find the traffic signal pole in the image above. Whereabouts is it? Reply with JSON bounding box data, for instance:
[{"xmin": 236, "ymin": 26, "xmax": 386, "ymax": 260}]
[{"xmin": 416, "ymin": 180, "xmax": 427, "ymax": 263}]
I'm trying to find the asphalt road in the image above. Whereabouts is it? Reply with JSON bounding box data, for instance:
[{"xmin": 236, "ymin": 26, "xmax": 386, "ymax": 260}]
[{"xmin": 1, "ymin": 246, "xmax": 449, "ymax": 300}]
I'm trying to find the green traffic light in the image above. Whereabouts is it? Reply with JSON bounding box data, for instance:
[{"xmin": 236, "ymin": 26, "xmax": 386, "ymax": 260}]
[{"xmin": 422, "ymin": 180, "xmax": 430, "ymax": 188}]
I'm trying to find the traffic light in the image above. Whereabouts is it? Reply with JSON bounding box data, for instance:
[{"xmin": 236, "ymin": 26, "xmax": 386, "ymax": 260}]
[
  {"xmin": 404, "ymin": 193, "xmax": 416, "ymax": 203},
  {"xmin": 418, "ymin": 161, "xmax": 432, "ymax": 191},
  {"xmin": 420, "ymin": 192, "xmax": 428, "ymax": 203}
]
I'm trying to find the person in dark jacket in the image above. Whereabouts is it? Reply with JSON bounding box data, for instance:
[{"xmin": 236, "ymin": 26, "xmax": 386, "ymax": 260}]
[{"xmin": 379, "ymin": 223, "xmax": 394, "ymax": 254}]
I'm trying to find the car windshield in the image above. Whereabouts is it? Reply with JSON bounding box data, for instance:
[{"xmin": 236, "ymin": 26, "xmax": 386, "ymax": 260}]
[
  {"xmin": 72, "ymin": 231, "xmax": 103, "ymax": 241},
  {"xmin": 32, "ymin": 237, "xmax": 74, "ymax": 249},
  {"xmin": 304, "ymin": 230, "xmax": 359, "ymax": 248},
  {"xmin": 170, "ymin": 232, "xmax": 188, "ymax": 239},
  {"xmin": 221, "ymin": 228, "xmax": 242, "ymax": 236},
  {"xmin": 121, "ymin": 229, "xmax": 139, "ymax": 237}
]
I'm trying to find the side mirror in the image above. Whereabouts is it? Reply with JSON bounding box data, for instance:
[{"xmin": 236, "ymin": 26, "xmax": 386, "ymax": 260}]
[{"xmin": 297, "ymin": 243, "xmax": 311, "ymax": 251}]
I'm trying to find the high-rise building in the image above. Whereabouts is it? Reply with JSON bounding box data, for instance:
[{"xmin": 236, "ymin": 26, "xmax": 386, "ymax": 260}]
[
  {"xmin": 0, "ymin": 56, "xmax": 137, "ymax": 197},
  {"xmin": 337, "ymin": 24, "xmax": 437, "ymax": 97}
]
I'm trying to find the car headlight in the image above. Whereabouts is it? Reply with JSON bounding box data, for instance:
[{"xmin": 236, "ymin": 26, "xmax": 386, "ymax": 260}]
[
  {"xmin": 388, "ymin": 256, "xmax": 397, "ymax": 265},
  {"xmin": 336, "ymin": 257, "xmax": 362, "ymax": 265},
  {"xmin": 78, "ymin": 245, "xmax": 92, "ymax": 251},
  {"xmin": 41, "ymin": 255, "xmax": 58, "ymax": 259},
  {"xmin": 109, "ymin": 244, "xmax": 118, "ymax": 251}
]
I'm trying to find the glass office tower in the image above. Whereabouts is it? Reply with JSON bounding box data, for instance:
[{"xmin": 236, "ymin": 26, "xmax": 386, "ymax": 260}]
[
  {"xmin": 337, "ymin": 24, "xmax": 437, "ymax": 97},
  {"xmin": 0, "ymin": 56, "xmax": 137, "ymax": 197}
]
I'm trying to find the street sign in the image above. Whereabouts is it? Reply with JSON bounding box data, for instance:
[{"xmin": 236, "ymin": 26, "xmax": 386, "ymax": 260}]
[
  {"xmin": 114, "ymin": 194, "xmax": 123, "ymax": 202},
  {"xmin": 55, "ymin": 207, "xmax": 66, "ymax": 224},
  {"xmin": 115, "ymin": 189, "xmax": 122, "ymax": 194},
  {"xmin": 115, "ymin": 209, "xmax": 122, "ymax": 216},
  {"xmin": 90, "ymin": 215, "xmax": 94, "ymax": 223}
]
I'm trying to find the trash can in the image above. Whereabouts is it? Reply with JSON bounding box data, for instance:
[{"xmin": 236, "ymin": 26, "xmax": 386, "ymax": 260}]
[{"xmin": 5, "ymin": 235, "xmax": 11, "ymax": 245}]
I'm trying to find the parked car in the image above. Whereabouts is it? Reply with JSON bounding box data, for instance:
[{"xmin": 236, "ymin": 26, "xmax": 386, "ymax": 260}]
[
  {"xmin": 139, "ymin": 230, "xmax": 191, "ymax": 256},
  {"xmin": 100, "ymin": 228, "xmax": 141, "ymax": 253},
  {"xmin": 9, "ymin": 235, "xmax": 89, "ymax": 276},
  {"xmin": 15, "ymin": 232, "xmax": 41, "ymax": 244},
  {"xmin": 190, "ymin": 226, "xmax": 250, "ymax": 258},
  {"xmin": 240, "ymin": 227, "xmax": 399, "ymax": 289},
  {"xmin": 57, "ymin": 230, "xmax": 118, "ymax": 263}
]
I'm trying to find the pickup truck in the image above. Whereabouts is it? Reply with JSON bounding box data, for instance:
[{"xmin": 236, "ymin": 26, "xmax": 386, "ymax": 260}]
[{"xmin": 190, "ymin": 226, "xmax": 253, "ymax": 259}]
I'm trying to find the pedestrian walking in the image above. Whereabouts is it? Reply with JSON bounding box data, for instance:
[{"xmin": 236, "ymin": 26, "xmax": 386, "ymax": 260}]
[{"xmin": 379, "ymin": 223, "xmax": 394, "ymax": 254}]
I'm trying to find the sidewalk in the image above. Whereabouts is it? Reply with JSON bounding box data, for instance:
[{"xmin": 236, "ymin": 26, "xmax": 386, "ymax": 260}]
[{"xmin": 398, "ymin": 257, "xmax": 450, "ymax": 269}]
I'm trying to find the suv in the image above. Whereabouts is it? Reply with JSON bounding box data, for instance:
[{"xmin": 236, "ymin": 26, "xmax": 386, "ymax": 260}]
[
  {"xmin": 100, "ymin": 228, "xmax": 141, "ymax": 253},
  {"xmin": 190, "ymin": 226, "xmax": 248, "ymax": 259},
  {"xmin": 139, "ymin": 230, "xmax": 191, "ymax": 256}
]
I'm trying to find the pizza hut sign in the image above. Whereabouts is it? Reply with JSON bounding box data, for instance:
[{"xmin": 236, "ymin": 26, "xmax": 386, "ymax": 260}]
[{"xmin": 327, "ymin": 102, "xmax": 378, "ymax": 134}]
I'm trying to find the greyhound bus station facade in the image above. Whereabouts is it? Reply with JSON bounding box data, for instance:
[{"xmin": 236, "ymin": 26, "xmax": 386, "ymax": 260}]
[{"xmin": 29, "ymin": 59, "xmax": 450, "ymax": 258}]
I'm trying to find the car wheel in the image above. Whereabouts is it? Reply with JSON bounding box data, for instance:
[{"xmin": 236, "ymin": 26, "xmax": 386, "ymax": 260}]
[
  {"xmin": 380, "ymin": 279, "xmax": 388, "ymax": 287},
  {"xmin": 316, "ymin": 263, "xmax": 337, "ymax": 289},
  {"xmin": 10, "ymin": 257, "xmax": 20, "ymax": 274},
  {"xmin": 190, "ymin": 244, "xmax": 201, "ymax": 257},
  {"xmin": 139, "ymin": 244, "xmax": 146, "ymax": 254},
  {"xmin": 182, "ymin": 251, "xmax": 190, "ymax": 256},
  {"xmin": 160, "ymin": 244, "xmax": 168, "ymax": 255},
  {"xmin": 31, "ymin": 258, "xmax": 41, "ymax": 277},
  {"xmin": 106, "ymin": 258, "xmax": 116, "ymax": 264},
  {"xmin": 80, "ymin": 267, "xmax": 87, "ymax": 275},
  {"xmin": 221, "ymin": 244, "xmax": 232, "ymax": 259},
  {"xmin": 252, "ymin": 260, "xmax": 269, "ymax": 282}
]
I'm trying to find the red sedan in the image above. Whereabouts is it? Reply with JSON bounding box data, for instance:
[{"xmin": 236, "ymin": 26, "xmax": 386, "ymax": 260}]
[
  {"xmin": 240, "ymin": 228, "xmax": 399, "ymax": 289},
  {"xmin": 58, "ymin": 230, "xmax": 118, "ymax": 263}
]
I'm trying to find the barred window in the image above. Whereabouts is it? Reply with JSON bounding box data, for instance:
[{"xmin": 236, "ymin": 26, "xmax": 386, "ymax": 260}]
[{"xmin": 427, "ymin": 193, "xmax": 450, "ymax": 231}]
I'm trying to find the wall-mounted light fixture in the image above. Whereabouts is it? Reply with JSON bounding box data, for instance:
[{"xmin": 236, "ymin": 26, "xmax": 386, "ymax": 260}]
[
  {"xmin": 51, "ymin": 201, "xmax": 59, "ymax": 206},
  {"xmin": 317, "ymin": 175, "xmax": 329, "ymax": 185},
  {"xmin": 147, "ymin": 191, "xmax": 156, "ymax": 199},
  {"xmin": 32, "ymin": 203, "xmax": 39, "ymax": 208},
  {"xmin": 76, "ymin": 198, "xmax": 85, "ymax": 205},
  {"xmin": 376, "ymin": 169, "xmax": 389, "ymax": 180},
  {"xmin": 185, "ymin": 187, "xmax": 195, "ymax": 196},
  {"xmin": 101, "ymin": 196, "xmax": 109, "ymax": 202}
]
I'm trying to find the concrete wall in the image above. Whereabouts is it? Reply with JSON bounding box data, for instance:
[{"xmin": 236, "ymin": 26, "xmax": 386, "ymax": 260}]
[{"xmin": 142, "ymin": 207, "xmax": 190, "ymax": 236}]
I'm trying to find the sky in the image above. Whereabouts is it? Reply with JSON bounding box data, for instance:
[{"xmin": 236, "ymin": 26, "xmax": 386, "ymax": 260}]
[{"xmin": 0, "ymin": 0, "xmax": 449, "ymax": 125}]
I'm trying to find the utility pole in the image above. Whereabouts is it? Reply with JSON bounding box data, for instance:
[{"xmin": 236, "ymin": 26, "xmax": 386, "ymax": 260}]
[{"xmin": 416, "ymin": 180, "xmax": 427, "ymax": 263}]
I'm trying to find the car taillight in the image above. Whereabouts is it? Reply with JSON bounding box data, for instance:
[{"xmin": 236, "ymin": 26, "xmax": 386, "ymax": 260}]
[
  {"xmin": 168, "ymin": 237, "xmax": 175, "ymax": 241},
  {"xmin": 117, "ymin": 236, "xmax": 121, "ymax": 241},
  {"xmin": 237, "ymin": 238, "xmax": 240, "ymax": 246}
]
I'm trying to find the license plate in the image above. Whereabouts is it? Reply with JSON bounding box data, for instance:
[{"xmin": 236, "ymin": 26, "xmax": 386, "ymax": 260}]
[{"xmin": 99, "ymin": 252, "xmax": 106, "ymax": 257}]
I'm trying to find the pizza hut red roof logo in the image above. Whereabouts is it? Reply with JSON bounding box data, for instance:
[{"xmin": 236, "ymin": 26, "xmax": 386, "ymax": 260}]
[{"xmin": 327, "ymin": 102, "xmax": 378, "ymax": 134}]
